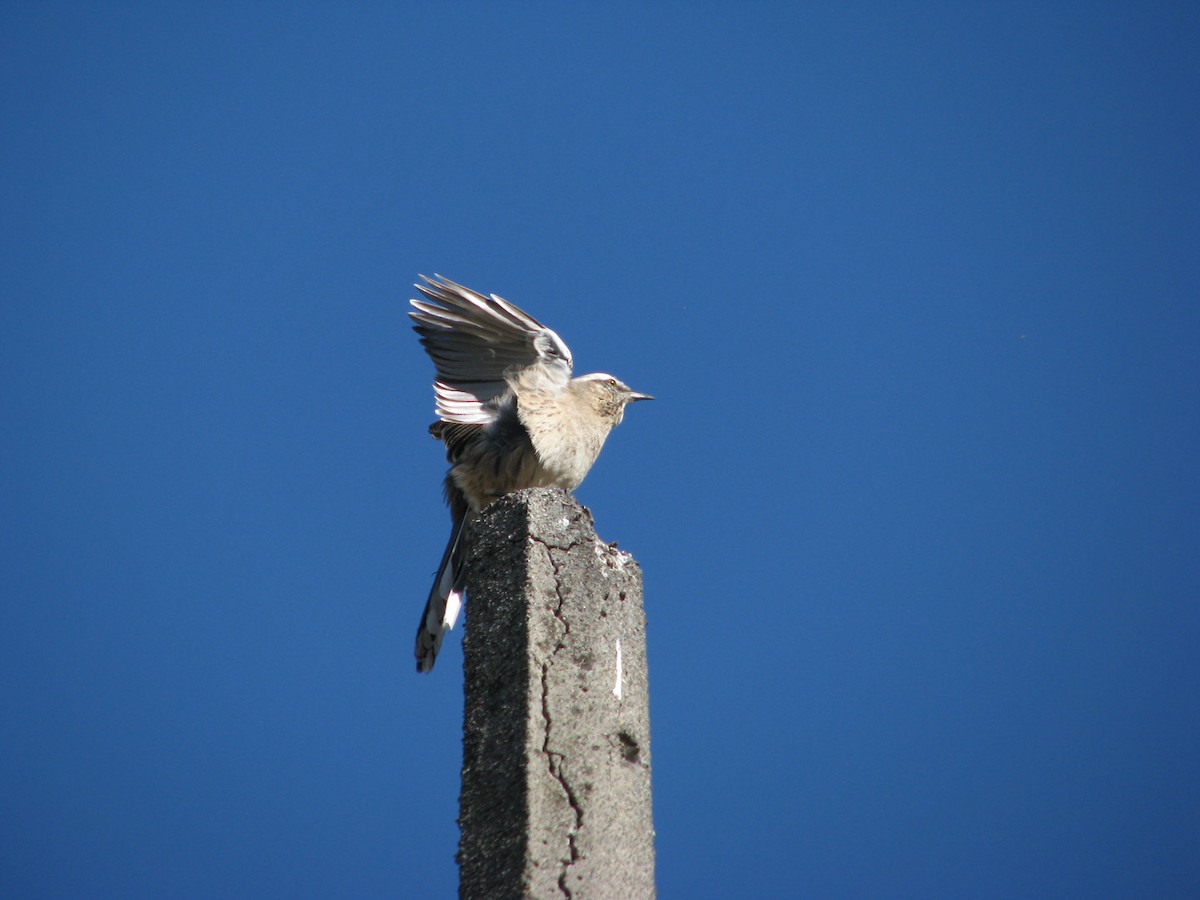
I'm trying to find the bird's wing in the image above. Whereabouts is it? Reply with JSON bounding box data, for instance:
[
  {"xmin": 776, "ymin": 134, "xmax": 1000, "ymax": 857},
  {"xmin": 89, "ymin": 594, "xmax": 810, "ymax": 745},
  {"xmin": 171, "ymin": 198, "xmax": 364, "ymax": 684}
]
[{"xmin": 410, "ymin": 275, "xmax": 573, "ymax": 424}]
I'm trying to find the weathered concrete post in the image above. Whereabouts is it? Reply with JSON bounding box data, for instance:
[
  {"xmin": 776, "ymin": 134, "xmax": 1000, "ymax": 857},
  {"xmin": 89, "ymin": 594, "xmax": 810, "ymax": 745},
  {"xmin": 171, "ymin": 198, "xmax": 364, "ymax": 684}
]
[{"xmin": 457, "ymin": 488, "xmax": 655, "ymax": 899}]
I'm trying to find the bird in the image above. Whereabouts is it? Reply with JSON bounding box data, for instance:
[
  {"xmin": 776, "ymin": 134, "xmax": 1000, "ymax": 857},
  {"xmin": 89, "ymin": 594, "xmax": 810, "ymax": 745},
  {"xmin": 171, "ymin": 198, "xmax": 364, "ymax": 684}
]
[{"xmin": 409, "ymin": 274, "xmax": 652, "ymax": 673}]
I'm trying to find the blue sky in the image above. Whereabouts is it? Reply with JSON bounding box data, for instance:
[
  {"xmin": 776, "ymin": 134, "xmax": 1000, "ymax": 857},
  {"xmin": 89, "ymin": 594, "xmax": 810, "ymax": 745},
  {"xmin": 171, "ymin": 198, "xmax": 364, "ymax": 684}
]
[{"xmin": 3, "ymin": 3, "xmax": 1198, "ymax": 897}]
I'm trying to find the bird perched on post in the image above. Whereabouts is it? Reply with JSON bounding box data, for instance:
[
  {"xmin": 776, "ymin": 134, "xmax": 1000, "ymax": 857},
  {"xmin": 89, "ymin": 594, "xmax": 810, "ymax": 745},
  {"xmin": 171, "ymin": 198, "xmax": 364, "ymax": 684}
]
[{"xmin": 409, "ymin": 275, "xmax": 652, "ymax": 673}]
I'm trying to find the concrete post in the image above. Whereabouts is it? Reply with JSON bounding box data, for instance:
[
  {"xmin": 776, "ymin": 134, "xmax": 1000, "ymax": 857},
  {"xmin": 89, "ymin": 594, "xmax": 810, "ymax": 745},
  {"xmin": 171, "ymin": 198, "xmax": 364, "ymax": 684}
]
[{"xmin": 457, "ymin": 488, "xmax": 655, "ymax": 899}]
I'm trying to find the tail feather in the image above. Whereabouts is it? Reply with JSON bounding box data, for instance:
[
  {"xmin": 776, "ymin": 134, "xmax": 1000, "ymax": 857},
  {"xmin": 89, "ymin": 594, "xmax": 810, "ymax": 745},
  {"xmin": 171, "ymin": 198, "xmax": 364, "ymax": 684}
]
[{"xmin": 415, "ymin": 514, "xmax": 468, "ymax": 673}]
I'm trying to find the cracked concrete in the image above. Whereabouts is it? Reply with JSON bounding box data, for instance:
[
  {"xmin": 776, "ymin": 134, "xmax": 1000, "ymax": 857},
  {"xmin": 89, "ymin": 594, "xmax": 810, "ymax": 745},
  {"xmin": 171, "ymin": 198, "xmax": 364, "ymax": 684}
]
[{"xmin": 458, "ymin": 488, "xmax": 655, "ymax": 899}]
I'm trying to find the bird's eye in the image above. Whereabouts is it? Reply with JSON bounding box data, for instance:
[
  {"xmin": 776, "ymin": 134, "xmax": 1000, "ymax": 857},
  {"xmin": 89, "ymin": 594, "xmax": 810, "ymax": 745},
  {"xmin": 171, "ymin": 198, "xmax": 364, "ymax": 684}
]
[{"xmin": 608, "ymin": 378, "xmax": 617, "ymax": 386}]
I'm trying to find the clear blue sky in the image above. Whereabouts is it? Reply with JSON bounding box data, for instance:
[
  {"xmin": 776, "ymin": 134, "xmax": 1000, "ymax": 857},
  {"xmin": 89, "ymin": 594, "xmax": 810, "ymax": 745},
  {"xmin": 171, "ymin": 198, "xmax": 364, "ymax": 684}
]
[{"xmin": 3, "ymin": 4, "xmax": 1198, "ymax": 897}]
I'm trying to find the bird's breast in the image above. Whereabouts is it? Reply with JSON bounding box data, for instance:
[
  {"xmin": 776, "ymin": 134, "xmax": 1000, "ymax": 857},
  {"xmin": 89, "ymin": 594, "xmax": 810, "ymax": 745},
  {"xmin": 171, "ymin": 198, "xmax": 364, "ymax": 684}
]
[{"xmin": 518, "ymin": 392, "xmax": 609, "ymax": 491}]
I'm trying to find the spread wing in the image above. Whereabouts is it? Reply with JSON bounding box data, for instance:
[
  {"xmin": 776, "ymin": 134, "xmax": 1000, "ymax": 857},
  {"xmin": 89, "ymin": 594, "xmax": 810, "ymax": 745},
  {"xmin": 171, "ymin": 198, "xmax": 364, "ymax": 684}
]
[{"xmin": 410, "ymin": 275, "xmax": 573, "ymax": 425}]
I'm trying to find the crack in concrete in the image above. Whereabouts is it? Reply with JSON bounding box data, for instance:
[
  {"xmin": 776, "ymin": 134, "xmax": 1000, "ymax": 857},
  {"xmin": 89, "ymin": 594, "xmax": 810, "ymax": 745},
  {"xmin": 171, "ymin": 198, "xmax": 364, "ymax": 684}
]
[{"xmin": 533, "ymin": 535, "xmax": 585, "ymax": 899}]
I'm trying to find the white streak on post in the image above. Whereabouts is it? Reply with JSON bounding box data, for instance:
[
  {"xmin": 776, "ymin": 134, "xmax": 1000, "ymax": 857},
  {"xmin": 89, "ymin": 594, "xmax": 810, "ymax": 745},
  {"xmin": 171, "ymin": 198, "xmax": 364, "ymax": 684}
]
[{"xmin": 613, "ymin": 639, "xmax": 623, "ymax": 700}]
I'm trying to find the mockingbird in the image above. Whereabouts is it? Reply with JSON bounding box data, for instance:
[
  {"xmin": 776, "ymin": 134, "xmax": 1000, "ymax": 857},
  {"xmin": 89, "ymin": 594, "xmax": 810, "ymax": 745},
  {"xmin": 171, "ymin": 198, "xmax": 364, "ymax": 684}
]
[{"xmin": 409, "ymin": 275, "xmax": 651, "ymax": 673}]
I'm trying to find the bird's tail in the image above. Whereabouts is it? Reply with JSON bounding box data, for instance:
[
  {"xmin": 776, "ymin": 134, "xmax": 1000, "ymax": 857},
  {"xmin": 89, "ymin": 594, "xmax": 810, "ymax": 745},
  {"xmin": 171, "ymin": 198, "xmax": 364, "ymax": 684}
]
[{"xmin": 415, "ymin": 512, "xmax": 469, "ymax": 673}]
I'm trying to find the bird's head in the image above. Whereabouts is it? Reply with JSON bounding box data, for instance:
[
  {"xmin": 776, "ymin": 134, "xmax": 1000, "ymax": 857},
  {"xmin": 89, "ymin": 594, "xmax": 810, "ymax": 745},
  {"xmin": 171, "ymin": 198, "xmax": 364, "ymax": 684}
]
[{"xmin": 572, "ymin": 373, "xmax": 654, "ymax": 425}]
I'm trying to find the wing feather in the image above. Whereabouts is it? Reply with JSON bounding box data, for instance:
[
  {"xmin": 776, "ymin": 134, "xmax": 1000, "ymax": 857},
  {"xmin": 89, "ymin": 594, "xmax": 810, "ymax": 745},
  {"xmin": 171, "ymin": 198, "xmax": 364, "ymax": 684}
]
[{"xmin": 410, "ymin": 275, "xmax": 572, "ymax": 424}]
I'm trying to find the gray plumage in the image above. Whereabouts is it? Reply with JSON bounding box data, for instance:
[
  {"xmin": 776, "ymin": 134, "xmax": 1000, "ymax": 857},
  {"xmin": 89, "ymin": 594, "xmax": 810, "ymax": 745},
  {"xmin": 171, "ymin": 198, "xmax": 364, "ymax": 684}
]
[{"xmin": 409, "ymin": 274, "xmax": 652, "ymax": 673}]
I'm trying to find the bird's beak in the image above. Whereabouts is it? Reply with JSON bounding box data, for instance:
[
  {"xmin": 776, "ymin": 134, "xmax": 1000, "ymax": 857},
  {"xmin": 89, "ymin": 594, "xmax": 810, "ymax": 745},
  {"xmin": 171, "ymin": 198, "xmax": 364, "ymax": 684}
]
[{"xmin": 627, "ymin": 391, "xmax": 654, "ymax": 402}]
